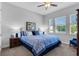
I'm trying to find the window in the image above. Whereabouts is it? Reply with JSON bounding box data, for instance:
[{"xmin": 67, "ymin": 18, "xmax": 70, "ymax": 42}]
[
  {"xmin": 70, "ymin": 14, "xmax": 77, "ymax": 34},
  {"xmin": 55, "ymin": 16, "xmax": 66, "ymax": 33},
  {"xmin": 48, "ymin": 19, "xmax": 53, "ymax": 33}
]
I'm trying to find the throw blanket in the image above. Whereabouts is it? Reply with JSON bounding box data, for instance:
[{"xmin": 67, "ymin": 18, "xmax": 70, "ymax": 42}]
[
  {"xmin": 21, "ymin": 35, "xmax": 60, "ymax": 55},
  {"xmin": 21, "ymin": 36, "xmax": 46, "ymax": 55}
]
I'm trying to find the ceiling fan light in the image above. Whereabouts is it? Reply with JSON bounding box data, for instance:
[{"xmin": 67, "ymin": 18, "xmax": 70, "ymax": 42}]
[
  {"xmin": 44, "ymin": 3, "xmax": 50, "ymax": 10},
  {"xmin": 47, "ymin": 3, "xmax": 50, "ymax": 7},
  {"xmin": 37, "ymin": 2, "xmax": 57, "ymax": 10},
  {"xmin": 45, "ymin": 3, "xmax": 50, "ymax": 7}
]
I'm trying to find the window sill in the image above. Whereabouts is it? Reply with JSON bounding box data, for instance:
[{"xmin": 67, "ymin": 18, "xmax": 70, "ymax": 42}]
[
  {"xmin": 55, "ymin": 31, "xmax": 66, "ymax": 34},
  {"xmin": 70, "ymin": 33, "xmax": 77, "ymax": 36}
]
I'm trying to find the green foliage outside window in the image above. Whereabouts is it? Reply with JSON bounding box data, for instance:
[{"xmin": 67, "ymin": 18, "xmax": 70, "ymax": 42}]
[
  {"xmin": 71, "ymin": 24, "xmax": 77, "ymax": 34},
  {"xmin": 70, "ymin": 14, "xmax": 77, "ymax": 34},
  {"xmin": 56, "ymin": 25, "xmax": 66, "ymax": 32}
]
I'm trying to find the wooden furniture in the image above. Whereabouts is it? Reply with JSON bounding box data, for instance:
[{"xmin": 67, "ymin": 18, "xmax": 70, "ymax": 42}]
[
  {"xmin": 10, "ymin": 37, "xmax": 21, "ymax": 48},
  {"xmin": 77, "ymin": 9, "xmax": 79, "ymax": 56}
]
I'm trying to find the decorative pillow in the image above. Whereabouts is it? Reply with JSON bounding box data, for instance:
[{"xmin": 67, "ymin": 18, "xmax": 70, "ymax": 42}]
[
  {"xmin": 20, "ymin": 31, "xmax": 27, "ymax": 36},
  {"xmin": 39, "ymin": 31, "xmax": 44, "ymax": 35},
  {"xmin": 27, "ymin": 31, "xmax": 32, "ymax": 36},
  {"xmin": 20, "ymin": 31, "xmax": 23, "ymax": 36},
  {"xmin": 32, "ymin": 31, "xmax": 40, "ymax": 35},
  {"xmin": 24, "ymin": 31, "xmax": 27, "ymax": 36}
]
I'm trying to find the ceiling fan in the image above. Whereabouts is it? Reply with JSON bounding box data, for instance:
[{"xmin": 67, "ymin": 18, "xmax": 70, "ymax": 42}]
[{"xmin": 37, "ymin": 2, "xmax": 58, "ymax": 10}]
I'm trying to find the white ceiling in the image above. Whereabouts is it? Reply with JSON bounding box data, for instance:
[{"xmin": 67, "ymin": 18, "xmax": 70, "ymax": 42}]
[{"xmin": 9, "ymin": 2, "xmax": 77, "ymax": 15}]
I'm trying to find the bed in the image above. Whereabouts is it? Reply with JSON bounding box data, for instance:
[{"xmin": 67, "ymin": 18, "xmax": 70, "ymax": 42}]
[{"xmin": 20, "ymin": 34, "xmax": 61, "ymax": 56}]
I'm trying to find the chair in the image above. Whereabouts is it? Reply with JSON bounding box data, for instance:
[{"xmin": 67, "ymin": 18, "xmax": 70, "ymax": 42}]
[{"xmin": 70, "ymin": 38, "xmax": 77, "ymax": 47}]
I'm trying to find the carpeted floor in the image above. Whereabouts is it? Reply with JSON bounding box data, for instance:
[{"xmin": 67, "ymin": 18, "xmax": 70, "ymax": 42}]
[{"xmin": 1, "ymin": 43, "xmax": 76, "ymax": 56}]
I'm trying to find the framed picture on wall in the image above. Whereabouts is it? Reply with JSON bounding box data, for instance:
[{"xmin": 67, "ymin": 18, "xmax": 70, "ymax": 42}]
[{"xmin": 26, "ymin": 22, "xmax": 36, "ymax": 31}]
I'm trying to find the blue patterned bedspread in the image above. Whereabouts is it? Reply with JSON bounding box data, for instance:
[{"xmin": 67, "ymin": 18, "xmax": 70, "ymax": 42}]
[{"xmin": 20, "ymin": 35, "xmax": 60, "ymax": 55}]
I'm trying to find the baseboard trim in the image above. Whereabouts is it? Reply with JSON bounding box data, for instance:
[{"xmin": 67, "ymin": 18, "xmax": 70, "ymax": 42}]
[
  {"xmin": 62, "ymin": 42, "xmax": 69, "ymax": 45},
  {"xmin": 1, "ymin": 45, "xmax": 9, "ymax": 49}
]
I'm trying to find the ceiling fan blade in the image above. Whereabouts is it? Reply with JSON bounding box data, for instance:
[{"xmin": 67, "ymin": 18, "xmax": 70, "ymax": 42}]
[
  {"xmin": 50, "ymin": 4, "xmax": 57, "ymax": 7},
  {"xmin": 37, "ymin": 4, "xmax": 45, "ymax": 7}
]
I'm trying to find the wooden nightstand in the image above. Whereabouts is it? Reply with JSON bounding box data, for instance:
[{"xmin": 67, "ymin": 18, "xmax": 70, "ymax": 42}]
[{"xmin": 10, "ymin": 37, "xmax": 21, "ymax": 48}]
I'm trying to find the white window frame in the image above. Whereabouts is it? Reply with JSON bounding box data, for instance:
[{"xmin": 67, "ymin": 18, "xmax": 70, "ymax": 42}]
[
  {"xmin": 70, "ymin": 14, "xmax": 77, "ymax": 35},
  {"xmin": 48, "ymin": 19, "xmax": 54, "ymax": 33},
  {"xmin": 55, "ymin": 16, "xmax": 67, "ymax": 33}
]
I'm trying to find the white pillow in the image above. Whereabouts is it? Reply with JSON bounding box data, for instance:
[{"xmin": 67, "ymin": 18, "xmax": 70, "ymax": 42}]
[
  {"xmin": 27, "ymin": 31, "xmax": 32, "ymax": 36},
  {"xmin": 39, "ymin": 31, "xmax": 43, "ymax": 35}
]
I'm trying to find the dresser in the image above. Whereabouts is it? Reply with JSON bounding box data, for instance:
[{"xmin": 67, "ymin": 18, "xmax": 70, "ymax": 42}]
[{"xmin": 10, "ymin": 37, "xmax": 21, "ymax": 48}]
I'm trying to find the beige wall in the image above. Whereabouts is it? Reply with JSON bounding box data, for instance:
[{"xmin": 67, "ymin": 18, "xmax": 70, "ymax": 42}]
[{"xmin": 1, "ymin": 2, "xmax": 43, "ymax": 48}]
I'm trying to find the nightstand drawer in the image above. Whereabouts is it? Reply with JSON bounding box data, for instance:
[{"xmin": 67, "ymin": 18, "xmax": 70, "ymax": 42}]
[{"xmin": 10, "ymin": 38, "xmax": 21, "ymax": 48}]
